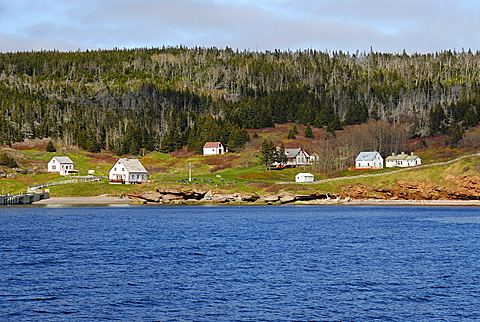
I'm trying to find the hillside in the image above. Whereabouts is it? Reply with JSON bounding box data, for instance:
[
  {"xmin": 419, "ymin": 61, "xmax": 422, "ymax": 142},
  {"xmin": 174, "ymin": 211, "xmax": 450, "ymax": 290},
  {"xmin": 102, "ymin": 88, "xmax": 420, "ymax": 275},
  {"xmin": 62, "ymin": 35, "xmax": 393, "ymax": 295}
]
[
  {"xmin": 1, "ymin": 124, "xmax": 480, "ymax": 202},
  {"xmin": 2, "ymin": 47, "xmax": 480, "ymax": 158}
]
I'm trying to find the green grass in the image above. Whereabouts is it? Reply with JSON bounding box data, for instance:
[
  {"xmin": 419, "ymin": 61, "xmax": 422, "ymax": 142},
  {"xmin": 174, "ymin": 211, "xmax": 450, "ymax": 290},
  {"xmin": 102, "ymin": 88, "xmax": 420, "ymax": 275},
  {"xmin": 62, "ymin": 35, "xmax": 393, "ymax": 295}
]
[{"xmin": 2, "ymin": 144, "xmax": 480, "ymax": 198}]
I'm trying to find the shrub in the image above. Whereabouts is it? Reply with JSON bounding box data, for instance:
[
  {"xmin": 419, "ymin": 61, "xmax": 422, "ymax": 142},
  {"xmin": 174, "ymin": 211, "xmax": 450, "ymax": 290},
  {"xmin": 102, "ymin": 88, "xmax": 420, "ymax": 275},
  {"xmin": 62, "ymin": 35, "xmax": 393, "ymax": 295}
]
[
  {"xmin": 0, "ymin": 153, "xmax": 18, "ymax": 168},
  {"xmin": 46, "ymin": 141, "xmax": 56, "ymax": 152}
]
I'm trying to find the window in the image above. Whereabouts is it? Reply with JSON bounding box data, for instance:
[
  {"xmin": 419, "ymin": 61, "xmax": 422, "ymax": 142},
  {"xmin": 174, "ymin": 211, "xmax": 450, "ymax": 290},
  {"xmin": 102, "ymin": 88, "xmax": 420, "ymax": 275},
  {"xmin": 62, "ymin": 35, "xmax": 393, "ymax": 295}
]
[
  {"xmin": 52, "ymin": 165, "xmax": 56, "ymax": 170},
  {"xmin": 122, "ymin": 168, "xmax": 125, "ymax": 171},
  {"xmin": 114, "ymin": 167, "xmax": 117, "ymax": 171}
]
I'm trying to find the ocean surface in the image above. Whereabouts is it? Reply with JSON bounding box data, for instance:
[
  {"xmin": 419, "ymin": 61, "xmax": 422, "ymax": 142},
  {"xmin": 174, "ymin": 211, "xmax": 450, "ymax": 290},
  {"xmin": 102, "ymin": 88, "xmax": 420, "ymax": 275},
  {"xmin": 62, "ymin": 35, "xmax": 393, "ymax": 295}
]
[{"xmin": 1, "ymin": 205, "xmax": 480, "ymax": 321}]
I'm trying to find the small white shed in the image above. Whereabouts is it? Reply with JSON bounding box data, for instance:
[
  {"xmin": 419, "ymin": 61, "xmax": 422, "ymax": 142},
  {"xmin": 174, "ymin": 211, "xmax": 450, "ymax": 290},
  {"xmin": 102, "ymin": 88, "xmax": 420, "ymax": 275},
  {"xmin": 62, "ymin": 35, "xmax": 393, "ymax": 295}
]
[
  {"xmin": 295, "ymin": 172, "xmax": 314, "ymax": 182},
  {"xmin": 203, "ymin": 142, "xmax": 225, "ymax": 155}
]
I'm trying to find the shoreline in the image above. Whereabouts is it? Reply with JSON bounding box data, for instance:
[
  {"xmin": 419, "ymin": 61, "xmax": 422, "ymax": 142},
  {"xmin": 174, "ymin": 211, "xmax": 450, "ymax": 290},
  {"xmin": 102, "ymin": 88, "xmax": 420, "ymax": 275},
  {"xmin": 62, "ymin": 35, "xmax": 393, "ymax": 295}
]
[
  {"xmin": 32, "ymin": 196, "xmax": 132, "ymax": 205},
  {"xmin": 31, "ymin": 196, "xmax": 480, "ymax": 207}
]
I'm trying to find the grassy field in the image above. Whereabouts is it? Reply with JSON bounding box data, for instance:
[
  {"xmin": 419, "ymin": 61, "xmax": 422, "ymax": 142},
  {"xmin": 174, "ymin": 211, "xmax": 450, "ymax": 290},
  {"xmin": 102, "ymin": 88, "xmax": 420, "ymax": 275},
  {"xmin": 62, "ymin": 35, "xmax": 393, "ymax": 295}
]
[{"xmin": 1, "ymin": 132, "xmax": 480, "ymax": 197}]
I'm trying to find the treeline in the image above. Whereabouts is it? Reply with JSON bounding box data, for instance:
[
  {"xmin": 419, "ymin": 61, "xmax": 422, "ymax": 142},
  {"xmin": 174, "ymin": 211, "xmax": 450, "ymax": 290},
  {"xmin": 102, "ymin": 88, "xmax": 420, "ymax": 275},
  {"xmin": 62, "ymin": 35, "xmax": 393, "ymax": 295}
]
[{"xmin": 1, "ymin": 47, "xmax": 480, "ymax": 153}]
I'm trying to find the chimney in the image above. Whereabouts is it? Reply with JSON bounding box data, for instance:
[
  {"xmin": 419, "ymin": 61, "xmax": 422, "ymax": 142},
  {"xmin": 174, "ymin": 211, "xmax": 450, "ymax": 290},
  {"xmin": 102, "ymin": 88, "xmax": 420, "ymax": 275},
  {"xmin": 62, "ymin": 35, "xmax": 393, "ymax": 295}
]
[
  {"xmin": 401, "ymin": 152, "xmax": 405, "ymax": 155},
  {"xmin": 411, "ymin": 152, "xmax": 414, "ymax": 156},
  {"xmin": 392, "ymin": 152, "xmax": 395, "ymax": 156}
]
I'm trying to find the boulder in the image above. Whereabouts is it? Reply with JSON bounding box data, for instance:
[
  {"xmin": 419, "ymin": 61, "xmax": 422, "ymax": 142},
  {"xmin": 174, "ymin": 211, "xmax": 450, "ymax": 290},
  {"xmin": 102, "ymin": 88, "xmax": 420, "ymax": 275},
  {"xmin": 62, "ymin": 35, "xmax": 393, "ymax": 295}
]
[
  {"xmin": 162, "ymin": 194, "xmax": 185, "ymax": 201},
  {"xmin": 239, "ymin": 194, "xmax": 259, "ymax": 202},
  {"xmin": 257, "ymin": 195, "xmax": 279, "ymax": 203},
  {"xmin": 278, "ymin": 192, "xmax": 296, "ymax": 203},
  {"xmin": 138, "ymin": 191, "xmax": 163, "ymax": 202},
  {"xmin": 157, "ymin": 187, "xmax": 182, "ymax": 195}
]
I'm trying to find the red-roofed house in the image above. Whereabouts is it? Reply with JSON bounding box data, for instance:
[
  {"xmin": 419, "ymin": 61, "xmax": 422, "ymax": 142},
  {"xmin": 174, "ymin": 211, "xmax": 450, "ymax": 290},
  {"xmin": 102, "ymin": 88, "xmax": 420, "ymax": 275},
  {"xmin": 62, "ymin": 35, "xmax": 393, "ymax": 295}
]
[{"xmin": 203, "ymin": 142, "xmax": 225, "ymax": 155}]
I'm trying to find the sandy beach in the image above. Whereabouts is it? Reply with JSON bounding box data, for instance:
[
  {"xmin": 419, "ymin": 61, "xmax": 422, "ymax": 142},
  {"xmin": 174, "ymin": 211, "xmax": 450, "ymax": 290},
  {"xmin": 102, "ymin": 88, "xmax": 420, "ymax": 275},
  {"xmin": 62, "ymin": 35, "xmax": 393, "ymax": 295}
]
[{"xmin": 33, "ymin": 196, "xmax": 132, "ymax": 205}]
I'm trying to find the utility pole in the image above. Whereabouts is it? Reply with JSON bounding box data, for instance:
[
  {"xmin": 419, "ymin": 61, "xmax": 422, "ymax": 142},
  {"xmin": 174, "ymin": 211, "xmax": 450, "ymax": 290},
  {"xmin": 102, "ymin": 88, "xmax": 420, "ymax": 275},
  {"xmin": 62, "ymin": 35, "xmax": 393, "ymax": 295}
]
[{"xmin": 188, "ymin": 163, "xmax": 192, "ymax": 182}]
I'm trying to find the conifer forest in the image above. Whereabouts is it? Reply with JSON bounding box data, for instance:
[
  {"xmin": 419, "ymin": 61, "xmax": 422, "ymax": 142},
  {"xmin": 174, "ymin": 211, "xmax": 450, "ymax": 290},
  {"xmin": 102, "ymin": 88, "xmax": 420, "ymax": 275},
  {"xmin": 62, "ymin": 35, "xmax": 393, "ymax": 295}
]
[{"xmin": 1, "ymin": 47, "xmax": 480, "ymax": 155}]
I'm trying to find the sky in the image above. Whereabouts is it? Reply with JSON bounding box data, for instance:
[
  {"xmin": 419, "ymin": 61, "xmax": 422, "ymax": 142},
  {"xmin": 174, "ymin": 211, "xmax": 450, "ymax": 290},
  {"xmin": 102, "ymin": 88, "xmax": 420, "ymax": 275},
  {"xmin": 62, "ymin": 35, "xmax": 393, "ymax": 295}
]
[{"xmin": 1, "ymin": 0, "xmax": 480, "ymax": 54}]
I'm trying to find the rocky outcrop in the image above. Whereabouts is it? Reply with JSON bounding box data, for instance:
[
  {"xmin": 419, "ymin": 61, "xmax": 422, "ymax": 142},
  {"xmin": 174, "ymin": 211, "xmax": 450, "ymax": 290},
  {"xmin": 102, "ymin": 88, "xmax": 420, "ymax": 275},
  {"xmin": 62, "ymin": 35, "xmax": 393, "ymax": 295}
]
[
  {"xmin": 123, "ymin": 175, "xmax": 480, "ymax": 204},
  {"xmin": 123, "ymin": 189, "xmax": 340, "ymax": 204},
  {"xmin": 340, "ymin": 177, "xmax": 480, "ymax": 200}
]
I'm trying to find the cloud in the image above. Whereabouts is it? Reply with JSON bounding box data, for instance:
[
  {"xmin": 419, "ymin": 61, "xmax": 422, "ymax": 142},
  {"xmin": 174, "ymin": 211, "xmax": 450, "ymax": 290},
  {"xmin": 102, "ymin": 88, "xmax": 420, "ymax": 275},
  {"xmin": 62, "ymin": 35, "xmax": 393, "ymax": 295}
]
[{"xmin": 1, "ymin": 0, "xmax": 480, "ymax": 53}]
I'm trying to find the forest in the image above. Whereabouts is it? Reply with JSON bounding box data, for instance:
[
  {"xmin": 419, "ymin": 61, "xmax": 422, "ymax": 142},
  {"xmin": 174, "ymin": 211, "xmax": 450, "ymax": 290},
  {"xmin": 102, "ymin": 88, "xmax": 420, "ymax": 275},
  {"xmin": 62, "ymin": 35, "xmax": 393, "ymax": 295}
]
[{"xmin": 1, "ymin": 46, "xmax": 480, "ymax": 156}]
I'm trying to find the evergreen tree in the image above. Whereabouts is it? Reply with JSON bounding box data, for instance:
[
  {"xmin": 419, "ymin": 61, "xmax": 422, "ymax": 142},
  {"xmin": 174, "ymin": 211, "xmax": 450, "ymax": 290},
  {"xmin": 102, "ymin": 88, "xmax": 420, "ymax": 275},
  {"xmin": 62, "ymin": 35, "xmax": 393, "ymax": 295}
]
[
  {"xmin": 261, "ymin": 139, "xmax": 276, "ymax": 170},
  {"xmin": 275, "ymin": 143, "xmax": 287, "ymax": 166},
  {"xmin": 304, "ymin": 123, "xmax": 314, "ymax": 138},
  {"xmin": 463, "ymin": 106, "xmax": 479, "ymax": 128},
  {"xmin": 429, "ymin": 104, "xmax": 447, "ymax": 135},
  {"xmin": 446, "ymin": 122, "xmax": 465, "ymax": 148},
  {"xmin": 226, "ymin": 127, "xmax": 250, "ymax": 151},
  {"xmin": 287, "ymin": 125, "xmax": 297, "ymax": 139},
  {"xmin": 46, "ymin": 141, "xmax": 56, "ymax": 152},
  {"xmin": 0, "ymin": 153, "xmax": 18, "ymax": 168},
  {"xmin": 85, "ymin": 138, "xmax": 101, "ymax": 153},
  {"xmin": 344, "ymin": 102, "xmax": 369, "ymax": 125},
  {"xmin": 160, "ymin": 126, "xmax": 182, "ymax": 153}
]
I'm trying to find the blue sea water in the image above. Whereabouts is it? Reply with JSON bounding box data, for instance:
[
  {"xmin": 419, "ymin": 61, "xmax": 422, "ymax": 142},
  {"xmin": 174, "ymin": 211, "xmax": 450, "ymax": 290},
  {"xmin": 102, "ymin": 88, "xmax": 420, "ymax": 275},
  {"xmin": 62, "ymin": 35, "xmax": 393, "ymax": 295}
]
[{"xmin": 0, "ymin": 205, "xmax": 480, "ymax": 321}]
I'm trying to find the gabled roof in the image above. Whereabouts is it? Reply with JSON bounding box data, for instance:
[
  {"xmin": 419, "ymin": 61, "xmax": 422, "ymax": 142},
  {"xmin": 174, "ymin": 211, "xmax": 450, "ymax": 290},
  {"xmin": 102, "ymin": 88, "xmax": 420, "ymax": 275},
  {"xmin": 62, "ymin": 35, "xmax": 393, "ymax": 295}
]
[
  {"xmin": 284, "ymin": 148, "xmax": 304, "ymax": 158},
  {"xmin": 203, "ymin": 142, "xmax": 222, "ymax": 148},
  {"xmin": 405, "ymin": 155, "xmax": 420, "ymax": 161},
  {"xmin": 50, "ymin": 156, "xmax": 74, "ymax": 164},
  {"xmin": 296, "ymin": 172, "xmax": 314, "ymax": 176},
  {"xmin": 385, "ymin": 152, "xmax": 420, "ymax": 161},
  {"xmin": 355, "ymin": 152, "xmax": 381, "ymax": 161},
  {"xmin": 116, "ymin": 158, "xmax": 148, "ymax": 173}
]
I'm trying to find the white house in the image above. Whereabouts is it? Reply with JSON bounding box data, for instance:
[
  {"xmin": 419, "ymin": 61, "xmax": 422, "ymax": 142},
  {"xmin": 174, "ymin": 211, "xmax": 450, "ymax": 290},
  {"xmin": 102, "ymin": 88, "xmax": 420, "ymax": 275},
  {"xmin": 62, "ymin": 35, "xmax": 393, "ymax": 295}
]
[
  {"xmin": 307, "ymin": 151, "xmax": 320, "ymax": 164},
  {"xmin": 385, "ymin": 152, "xmax": 422, "ymax": 168},
  {"xmin": 276, "ymin": 148, "xmax": 312, "ymax": 167},
  {"xmin": 355, "ymin": 152, "xmax": 384, "ymax": 169},
  {"xmin": 295, "ymin": 172, "xmax": 314, "ymax": 182},
  {"xmin": 203, "ymin": 142, "xmax": 225, "ymax": 155},
  {"xmin": 47, "ymin": 156, "xmax": 77, "ymax": 176},
  {"xmin": 109, "ymin": 158, "xmax": 148, "ymax": 184}
]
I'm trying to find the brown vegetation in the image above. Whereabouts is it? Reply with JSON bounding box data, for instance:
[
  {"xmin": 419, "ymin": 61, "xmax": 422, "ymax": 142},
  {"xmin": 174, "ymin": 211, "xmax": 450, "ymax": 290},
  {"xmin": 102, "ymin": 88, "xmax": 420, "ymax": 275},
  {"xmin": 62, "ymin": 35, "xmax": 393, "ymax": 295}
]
[
  {"xmin": 203, "ymin": 154, "xmax": 239, "ymax": 165},
  {"xmin": 210, "ymin": 163, "xmax": 231, "ymax": 173}
]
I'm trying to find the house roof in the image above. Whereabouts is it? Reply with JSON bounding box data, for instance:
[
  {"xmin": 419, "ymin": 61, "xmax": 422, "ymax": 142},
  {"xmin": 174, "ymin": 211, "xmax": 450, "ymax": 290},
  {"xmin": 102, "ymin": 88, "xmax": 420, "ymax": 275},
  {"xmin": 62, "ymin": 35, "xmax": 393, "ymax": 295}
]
[
  {"xmin": 203, "ymin": 142, "xmax": 222, "ymax": 148},
  {"xmin": 285, "ymin": 148, "xmax": 304, "ymax": 158},
  {"xmin": 117, "ymin": 158, "xmax": 148, "ymax": 173},
  {"xmin": 296, "ymin": 172, "xmax": 314, "ymax": 177},
  {"xmin": 385, "ymin": 152, "xmax": 420, "ymax": 161},
  {"xmin": 51, "ymin": 156, "xmax": 74, "ymax": 164},
  {"xmin": 355, "ymin": 152, "xmax": 381, "ymax": 161}
]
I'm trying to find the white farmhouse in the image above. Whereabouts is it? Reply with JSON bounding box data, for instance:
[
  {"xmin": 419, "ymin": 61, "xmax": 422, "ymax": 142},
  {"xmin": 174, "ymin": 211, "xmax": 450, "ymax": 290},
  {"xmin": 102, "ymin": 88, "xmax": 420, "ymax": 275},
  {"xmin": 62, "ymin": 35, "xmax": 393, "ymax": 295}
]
[
  {"xmin": 47, "ymin": 156, "xmax": 77, "ymax": 176},
  {"xmin": 203, "ymin": 142, "xmax": 225, "ymax": 155},
  {"xmin": 109, "ymin": 158, "xmax": 148, "ymax": 184},
  {"xmin": 295, "ymin": 172, "xmax": 314, "ymax": 182},
  {"xmin": 355, "ymin": 152, "xmax": 384, "ymax": 169},
  {"xmin": 285, "ymin": 148, "xmax": 311, "ymax": 167},
  {"xmin": 385, "ymin": 152, "xmax": 422, "ymax": 168}
]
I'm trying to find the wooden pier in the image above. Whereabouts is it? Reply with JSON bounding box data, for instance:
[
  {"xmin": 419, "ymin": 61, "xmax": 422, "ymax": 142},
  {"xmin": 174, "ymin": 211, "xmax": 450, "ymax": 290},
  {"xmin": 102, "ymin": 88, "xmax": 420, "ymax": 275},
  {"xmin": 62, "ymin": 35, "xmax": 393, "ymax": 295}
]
[{"xmin": 0, "ymin": 192, "xmax": 50, "ymax": 205}]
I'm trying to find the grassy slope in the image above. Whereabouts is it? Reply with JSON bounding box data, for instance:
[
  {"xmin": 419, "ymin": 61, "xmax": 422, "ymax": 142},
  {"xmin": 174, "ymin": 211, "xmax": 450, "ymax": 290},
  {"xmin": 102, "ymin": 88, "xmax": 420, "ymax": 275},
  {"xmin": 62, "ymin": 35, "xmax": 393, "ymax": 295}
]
[{"xmin": 1, "ymin": 126, "xmax": 480, "ymax": 197}]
